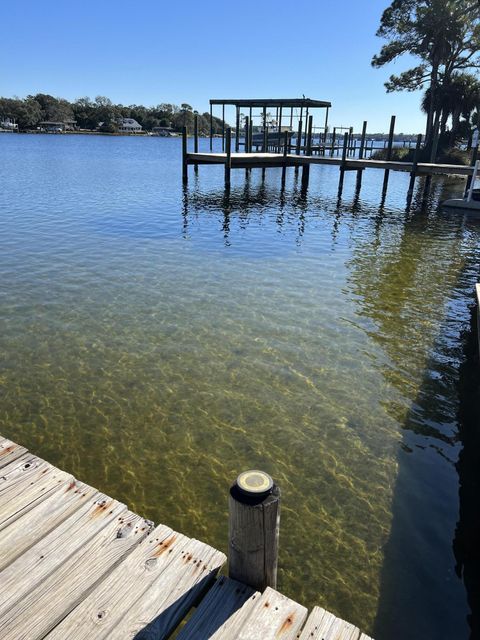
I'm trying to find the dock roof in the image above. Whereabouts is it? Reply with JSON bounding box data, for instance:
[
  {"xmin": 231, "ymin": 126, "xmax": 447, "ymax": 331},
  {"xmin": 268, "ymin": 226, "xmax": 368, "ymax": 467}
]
[{"xmin": 210, "ymin": 98, "xmax": 331, "ymax": 108}]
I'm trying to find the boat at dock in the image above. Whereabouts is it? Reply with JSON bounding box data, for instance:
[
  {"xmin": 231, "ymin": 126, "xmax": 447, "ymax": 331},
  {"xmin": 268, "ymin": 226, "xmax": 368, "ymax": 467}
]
[{"xmin": 442, "ymin": 159, "xmax": 480, "ymax": 217}]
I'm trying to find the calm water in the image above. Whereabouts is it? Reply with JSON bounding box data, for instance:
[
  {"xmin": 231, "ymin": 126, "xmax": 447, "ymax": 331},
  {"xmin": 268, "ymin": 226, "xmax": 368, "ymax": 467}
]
[{"xmin": 1, "ymin": 134, "xmax": 479, "ymax": 639}]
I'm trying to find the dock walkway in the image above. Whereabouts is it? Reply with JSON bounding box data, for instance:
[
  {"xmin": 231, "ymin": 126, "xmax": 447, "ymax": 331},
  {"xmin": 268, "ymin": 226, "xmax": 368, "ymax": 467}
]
[
  {"xmin": 187, "ymin": 151, "xmax": 474, "ymax": 176},
  {"xmin": 0, "ymin": 435, "xmax": 372, "ymax": 639}
]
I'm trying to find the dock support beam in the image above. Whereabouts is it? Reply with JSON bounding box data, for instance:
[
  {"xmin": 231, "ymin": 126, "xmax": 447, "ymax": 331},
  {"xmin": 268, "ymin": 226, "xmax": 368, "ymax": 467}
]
[
  {"xmin": 235, "ymin": 106, "xmax": 240, "ymax": 152},
  {"xmin": 209, "ymin": 103, "xmax": 213, "ymax": 151},
  {"xmin": 407, "ymin": 133, "xmax": 422, "ymax": 204},
  {"xmin": 301, "ymin": 116, "xmax": 313, "ymax": 188},
  {"xmin": 225, "ymin": 127, "xmax": 231, "ymax": 187},
  {"xmin": 382, "ymin": 115, "xmax": 396, "ymax": 194},
  {"xmin": 182, "ymin": 126, "xmax": 188, "ymax": 184},
  {"xmin": 194, "ymin": 114, "xmax": 198, "ymax": 154},
  {"xmin": 228, "ymin": 470, "xmax": 280, "ymax": 592},
  {"xmin": 338, "ymin": 131, "xmax": 349, "ymax": 193},
  {"xmin": 282, "ymin": 130, "xmax": 288, "ymax": 187}
]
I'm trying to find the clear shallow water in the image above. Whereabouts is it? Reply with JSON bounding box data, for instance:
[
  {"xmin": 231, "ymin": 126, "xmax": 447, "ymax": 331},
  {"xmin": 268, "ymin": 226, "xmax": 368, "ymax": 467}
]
[{"xmin": 1, "ymin": 134, "xmax": 479, "ymax": 638}]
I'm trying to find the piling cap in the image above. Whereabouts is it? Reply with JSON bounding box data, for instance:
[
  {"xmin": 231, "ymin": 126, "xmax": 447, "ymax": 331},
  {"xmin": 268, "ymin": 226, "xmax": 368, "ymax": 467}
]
[{"xmin": 236, "ymin": 470, "xmax": 273, "ymax": 497}]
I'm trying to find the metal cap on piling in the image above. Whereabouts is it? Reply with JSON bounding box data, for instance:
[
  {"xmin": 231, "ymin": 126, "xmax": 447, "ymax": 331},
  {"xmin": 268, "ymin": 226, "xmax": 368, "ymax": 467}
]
[{"xmin": 236, "ymin": 470, "xmax": 273, "ymax": 497}]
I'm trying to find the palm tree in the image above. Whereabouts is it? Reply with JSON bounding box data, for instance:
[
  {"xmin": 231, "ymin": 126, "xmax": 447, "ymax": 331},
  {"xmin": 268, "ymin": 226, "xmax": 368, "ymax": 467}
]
[{"xmin": 422, "ymin": 72, "xmax": 480, "ymax": 148}]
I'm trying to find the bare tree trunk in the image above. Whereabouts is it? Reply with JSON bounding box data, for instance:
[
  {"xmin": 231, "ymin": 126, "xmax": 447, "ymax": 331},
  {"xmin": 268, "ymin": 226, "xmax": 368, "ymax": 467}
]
[
  {"xmin": 430, "ymin": 108, "xmax": 442, "ymax": 162},
  {"xmin": 425, "ymin": 61, "xmax": 439, "ymax": 148}
]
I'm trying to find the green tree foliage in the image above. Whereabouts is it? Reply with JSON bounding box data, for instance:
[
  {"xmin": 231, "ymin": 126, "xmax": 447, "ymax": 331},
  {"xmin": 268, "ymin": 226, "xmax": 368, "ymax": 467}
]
[
  {"xmin": 372, "ymin": 0, "xmax": 480, "ymax": 148},
  {"xmin": 421, "ymin": 72, "xmax": 480, "ymax": 144},
  {"xmin": 0, "ymin": 94, "xmax": 226, "ymax": 134}
]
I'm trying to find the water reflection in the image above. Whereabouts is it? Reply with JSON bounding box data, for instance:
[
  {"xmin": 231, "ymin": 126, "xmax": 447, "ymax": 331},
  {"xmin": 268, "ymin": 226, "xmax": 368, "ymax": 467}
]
[{"xmin": 0, "ymin": 135, "xmax": 478, "ymax": 638}]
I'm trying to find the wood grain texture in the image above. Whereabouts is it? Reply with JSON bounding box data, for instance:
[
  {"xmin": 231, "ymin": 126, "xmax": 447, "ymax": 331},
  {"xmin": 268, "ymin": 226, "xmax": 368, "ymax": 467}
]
[
  {"xmin": 0, "ymin": 507, "xmax": 150, "ymax": 640},
  {"xmin": 0, "ymin": 477, "xmax": 97, "ymax": 571},
  {"xmin": 0, "ymin": 458, "xmax": 72, "ymax": 530},
  {"xmin": 299, "ymin": 606, "xmax": 360, "ymax": 639},
  {"xmin": 47, "ymin": 524, "xmax": 226, "ymax": 640},
  {"xmin": 228, "ymin": 485, "xmax": 280, "ymax": 591},
  {"xmin": 0, "ymin": 438, "xmax": 28, "ymax": 469},
  {"xmin": 232, "ymin": 587, "xmax": 307, "ymax": 640},
  {"xmin": 176, "ymin": 576, "xmax": 259, "ymax": 639}
]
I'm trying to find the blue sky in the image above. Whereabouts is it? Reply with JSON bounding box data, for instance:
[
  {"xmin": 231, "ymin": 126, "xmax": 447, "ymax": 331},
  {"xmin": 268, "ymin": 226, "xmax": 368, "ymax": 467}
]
[{"xmin": 0, "ymin": 0, "xmax": 426, "ymax": 133}]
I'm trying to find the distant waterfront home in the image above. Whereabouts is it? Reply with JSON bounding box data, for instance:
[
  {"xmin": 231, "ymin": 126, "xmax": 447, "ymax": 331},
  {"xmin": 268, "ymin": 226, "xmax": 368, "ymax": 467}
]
[
  {"xmin": 152, "ymin": 126, "xmax": 174, "ymax": 136},
  {"xmin": 117, "ymin": 118, "xmax": 142, "ymax": 133},
  {"xmin": 39, "ymin": 120, "xmax": 77, "ymax": 132},
  {"xmin": 0, "ymin": 118, "xmax": 18, "ymax": 131}
]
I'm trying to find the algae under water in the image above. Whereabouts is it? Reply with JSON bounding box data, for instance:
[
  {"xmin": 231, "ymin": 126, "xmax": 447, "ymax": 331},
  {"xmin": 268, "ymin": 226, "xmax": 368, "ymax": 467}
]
[{"xmin": 1, "ymin": 134, "xmax": 479, "ymax": 638}]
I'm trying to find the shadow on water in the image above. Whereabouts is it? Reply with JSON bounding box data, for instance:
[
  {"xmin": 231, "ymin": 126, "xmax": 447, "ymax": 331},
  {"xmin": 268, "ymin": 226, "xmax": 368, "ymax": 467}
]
[
  {"xmin": 182, "ymin": 172, "xmax": 480, "ymax": 638},
  {"xmin": 453, "ymin": 307, "xmax": 480, "ymax": 639},
  {"xmin": 357, "ymin": 180, "xmax": 480, "ymax": 639}
]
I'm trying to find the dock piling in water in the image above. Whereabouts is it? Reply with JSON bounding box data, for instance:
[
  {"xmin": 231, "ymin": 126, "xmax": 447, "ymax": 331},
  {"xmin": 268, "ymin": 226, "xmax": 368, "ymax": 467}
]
[
  {"xmin": 182, "ymin": 126, "xmax": 188, "ymax": 184},
  {"xmin": 382, "ymin": 115, "xmax": 396, "ymax": 193},
  {"xmin": 407, "ymin": 133, "xmax": 423, "ymax": 204},
  {"xmin": 225, "ymin": 127, "xmax": 232, "ymax": 186},
  {"xmin": 228, "ymin": 470, "xmax": 280, "ymax": 592}
]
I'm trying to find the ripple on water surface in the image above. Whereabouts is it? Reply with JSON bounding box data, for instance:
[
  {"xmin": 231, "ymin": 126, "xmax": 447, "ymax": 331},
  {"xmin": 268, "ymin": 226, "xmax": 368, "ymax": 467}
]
[{"xmin": 0, "ymin": 134, "xmax": 479, "ymax": 639}]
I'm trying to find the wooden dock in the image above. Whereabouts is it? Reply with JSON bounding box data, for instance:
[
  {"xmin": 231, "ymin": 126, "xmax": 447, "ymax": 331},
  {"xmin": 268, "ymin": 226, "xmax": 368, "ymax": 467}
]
[
  {"xmin": 0, "ymin": 435, "xmax": 373, "ymax": 639},
  {"xmin": 186, "ymin": 151, "xmax": 474, "ymax": 176}
]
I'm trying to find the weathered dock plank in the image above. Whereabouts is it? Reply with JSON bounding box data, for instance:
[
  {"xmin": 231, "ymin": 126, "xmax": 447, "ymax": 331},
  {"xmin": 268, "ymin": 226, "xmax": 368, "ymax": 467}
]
[
  {"xmin": 47, "ymin": 524, "xmax": 226, "ymax": 639},
  {"xmin": 0, "ymin": 434, "xmax": 372, "ymax": 640},
  {"xmin": 299, "ymin": 606, "xmax": 360, "ymax": 639},
  {"xmin": 0, "ymin": 503, "xmax": 150, "ymax": 639},
  {"xmin": 176, "ymin": 576, "xmax": 259, "ymax": 639},
  {"xmin": 0, "ymin": 457, "xmax": 72, "ymax": 531},
  {"xmin": 232, "ymin": 586, "xmax": 307, "ymax": 639},
  {"xmin": 0, "ymin": 478, "xmax": 97, "ymax": 571},
  {"xmin": 0, "ymin": 437, "xmax": 28, "ymax": 469},
  {"xmin": 179, "ymin": 579, "xmax": 307, "ymax": 640}
]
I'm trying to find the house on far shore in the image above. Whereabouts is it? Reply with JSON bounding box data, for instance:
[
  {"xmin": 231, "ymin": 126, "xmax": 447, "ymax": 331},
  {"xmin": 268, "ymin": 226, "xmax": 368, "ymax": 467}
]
[
  {"xmin": 152, "ymin": 126, "xmax": 174, "ymax": 136},
  {"xmin": 38, "ymin": 120, "xmax": 77, "ymax": 132},
  {"xmin": 0, "ymin": 118, "xmax": 18, "ymax": 131},
  {"xmin": 117, "ymin": 118, "xmax": 142, "ymax": 133}
]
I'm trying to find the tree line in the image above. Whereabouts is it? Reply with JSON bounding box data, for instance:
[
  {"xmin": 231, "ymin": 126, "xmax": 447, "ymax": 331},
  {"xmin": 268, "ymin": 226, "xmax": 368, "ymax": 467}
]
[
  {"xmin": 0, "ymin": 94, "xmax": 224, "ymax": 134},
  {"xmin": 372, "ymin": 0, "xmax": 480, "ymax": 159}
]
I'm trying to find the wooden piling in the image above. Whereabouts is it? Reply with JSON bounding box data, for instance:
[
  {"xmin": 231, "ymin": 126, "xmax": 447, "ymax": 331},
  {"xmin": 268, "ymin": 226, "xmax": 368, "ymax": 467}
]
[
  {"xmin": 296, "ymin": 119, "xmax": 303, "ymax": 155},
  {"xmin": 194, "ymin": 114, "xmax": 199, "ymax": 154},
  {"xmin": 222, "ymin": 104, "xmax": 226, "ymax": 151},
  {"xmin": 338, "ymin": 131, "xmax": 349, "ymax": 192},
  {"xmin": 228, "ymin": 471, "xmax": 280, "ymax": 591},
  {"xmin": 382, "ymin": 115, "xmax": 396, "ymax": 192},
  {"xmin": 263, "ymin": 125, "xmax": 268, "ymax": 152},
  {"xmin": 182, "ymin": 126, "xmax": 188, "ymax": 184},
  {"xmin": 244, "ymin": 116, "xmax": 249, "ymax": 153},
  {"xmin": 249, "ymin": 118, "xmax": 253, "ymax": 153},
  {"xmin": 235, "ymin": 106, "xmax": 240, "ymax": 152},
  {"xmin": 306, "ymin": 115, "xmax": 313, "ymax": 156},
  {"xmin": 282, "ymin": 131, "xmax": 288, "ymax": 186},
  {"xmin": 209, "ymin": 103, "xmax": 213, "ymax": 151},
  {"xmin": 225, "ymin": 127, "xmax": 231, "ymax": 187},
  {"xmin": 330, "ymin": 127, "xmax": 337, "ymax": 157},
  {"xmin": 359, "ymin": 121, "xmax": 367, "ymax": 160},
  {"xmin": 356, "ymin": 121, "xmax": 368, "ymax": 187},
  {"xmin": 277, "ymin": 105, "xmax": 283, "ymax": 152},
  {"xmin": 407, "ymin": 133, "xmax": 422, "ymax": 200}
]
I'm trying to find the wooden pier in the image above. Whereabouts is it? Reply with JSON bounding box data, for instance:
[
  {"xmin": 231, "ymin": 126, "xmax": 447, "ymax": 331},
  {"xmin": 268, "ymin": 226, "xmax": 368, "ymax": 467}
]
[
  {"xmin": 0, "ymin": 435, "xmax": 372, "ymax": 639},
  {"xmin": 184, "ymin": 99, "xmax": 478, "ymax": 200},
  {"xmin": 185, "ymin": 151, "xmax": 474, "ymax": 176}
]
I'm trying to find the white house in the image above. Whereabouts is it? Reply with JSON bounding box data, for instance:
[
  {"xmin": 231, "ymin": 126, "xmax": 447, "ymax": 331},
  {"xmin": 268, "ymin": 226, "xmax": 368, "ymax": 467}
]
[
  {"xmin": 117, "ymin": 118, "xmax": 142, "ymax": 133},
  {"xmin": 0, "ymin": 118, "xmax": 18, "ymax": 131}
]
